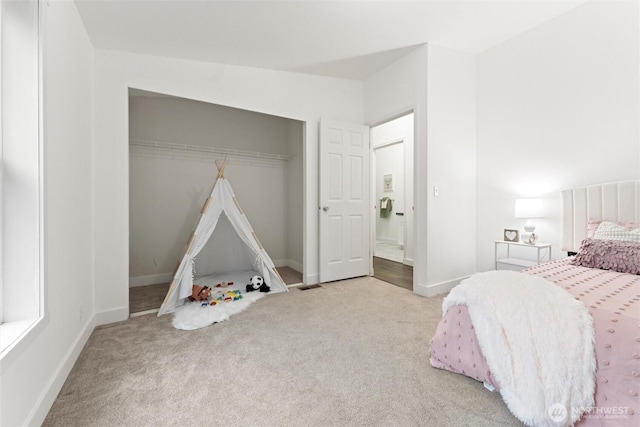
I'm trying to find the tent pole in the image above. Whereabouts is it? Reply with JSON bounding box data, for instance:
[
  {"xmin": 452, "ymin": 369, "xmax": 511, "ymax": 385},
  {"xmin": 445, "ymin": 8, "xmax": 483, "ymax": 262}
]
[
  {"xmin": 272, "ymin": 266, "xmax": 285, "ymax": 285},
  {"xmin": 215, "ymin": 159, "xmax": 228, "ymax": 179}
]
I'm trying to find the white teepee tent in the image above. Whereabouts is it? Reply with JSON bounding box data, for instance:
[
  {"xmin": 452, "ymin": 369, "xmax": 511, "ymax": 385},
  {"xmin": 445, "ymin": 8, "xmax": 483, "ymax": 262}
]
[{"xmin": 158, "ymin": 160, "xmax": 288, "ymax": 316}]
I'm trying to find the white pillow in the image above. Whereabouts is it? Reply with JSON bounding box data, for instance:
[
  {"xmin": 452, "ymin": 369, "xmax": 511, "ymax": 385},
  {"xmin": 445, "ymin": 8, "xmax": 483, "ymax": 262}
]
[{"xmin": 593, "ymin": 221, "xmax": 640, "ymax": 244}]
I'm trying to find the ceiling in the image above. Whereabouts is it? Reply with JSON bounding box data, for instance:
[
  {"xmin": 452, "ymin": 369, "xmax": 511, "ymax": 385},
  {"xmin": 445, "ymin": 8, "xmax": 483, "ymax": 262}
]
[{"xmin": 74, "ymin": 0, "xmax": 587, "ymax": 80}]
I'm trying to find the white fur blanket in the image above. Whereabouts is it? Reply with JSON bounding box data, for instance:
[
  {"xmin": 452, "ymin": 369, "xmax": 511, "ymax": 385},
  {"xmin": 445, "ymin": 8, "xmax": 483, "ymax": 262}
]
[
  {"xmin": 172, "ymin": 292, "xmax": 264, "ymax": 330},
  {"xmin": 443, "ymin": 271, "xmax": 595, "ymax": 427}
]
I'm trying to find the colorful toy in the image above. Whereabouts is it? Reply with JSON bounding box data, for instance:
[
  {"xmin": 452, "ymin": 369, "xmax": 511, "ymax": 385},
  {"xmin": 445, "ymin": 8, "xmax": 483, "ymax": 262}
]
[
  {"xmin": 246, "ymin": 275, "xmax": 270, "ymax": 293},
  {"xmin": 208, "ymin": 290, "xmax": 242, "ymax": 305},
  {"xmin": 223, "ymin": 289, "xmax": 243, "ymax": 302},
  {"xmin": 215, "ymin": 281, "xmax": 235, "ymax": 288},
  {"xmin": 228, "ymin": 289, "xmax": 242, "ymax": 300}
]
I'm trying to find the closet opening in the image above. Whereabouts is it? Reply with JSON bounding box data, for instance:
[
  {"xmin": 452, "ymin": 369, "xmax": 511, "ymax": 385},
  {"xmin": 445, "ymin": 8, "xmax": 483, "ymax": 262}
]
[{"xmin": 127, "ymin": 89, "xmax": 304, "ymax": 315}]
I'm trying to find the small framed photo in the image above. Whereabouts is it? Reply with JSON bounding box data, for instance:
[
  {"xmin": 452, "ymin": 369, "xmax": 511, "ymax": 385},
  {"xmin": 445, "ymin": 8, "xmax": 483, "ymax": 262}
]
[
  {"xmin": 503, "ymin": 229, "xmax": 519, "ymax": 242},
  {"xmin": 383, "ymin": 174, "xmax": 393, "ymax": 192}
]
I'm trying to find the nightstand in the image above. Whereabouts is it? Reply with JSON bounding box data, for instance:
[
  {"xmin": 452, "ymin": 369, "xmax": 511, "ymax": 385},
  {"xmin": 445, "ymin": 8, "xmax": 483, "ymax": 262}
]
[{"xmin": 494, "ymin": 240, "xmax": 552, "ymax": 271}]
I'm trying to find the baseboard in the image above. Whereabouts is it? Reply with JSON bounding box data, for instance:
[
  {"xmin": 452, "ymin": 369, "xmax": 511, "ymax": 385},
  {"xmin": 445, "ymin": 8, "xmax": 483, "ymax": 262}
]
[
  {"xmin": 130, "ymin": 308, "xmax": 159, "ymax": 318},
  {"xmin": 304, "ymin": 272, "xmax": 319, "ymax": 285},
  {"xmin": 414, "ymin": 275, "xmax": 468, "ymax": 298},
  {"xmin": 28, "ymin": 315, "xmax": 95, "ymax": 427},
  {"xmin": 272, "ymin": 259, "xmax": 287, "ymax": 268},
  {"xmin": 376, "ymin": 237, "xmax": 398, "ymax": 244},
  {"xmin": 284, "ymin": 259, "xmax": 303, "ymax": 273},
  {"xmin": 129, "ymin": 273, "xmax": 173, "ymax": 288},
  {"xmin": 95, "ymin": 307, "xmax": 129, "ymax": 326},
  {"xmin": 402, "ymin": 257, "xmax": 414, "ymax": 267},
  {"xmin": 286, "ymin": 282, "xmax": 305, "ymax": 288}
]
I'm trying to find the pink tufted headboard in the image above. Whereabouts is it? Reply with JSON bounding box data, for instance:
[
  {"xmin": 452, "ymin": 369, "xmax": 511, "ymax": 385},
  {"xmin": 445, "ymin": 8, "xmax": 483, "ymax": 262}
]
[{"xmin": 561, "ymin": 180, "xmax": 640, "ymax": 253}]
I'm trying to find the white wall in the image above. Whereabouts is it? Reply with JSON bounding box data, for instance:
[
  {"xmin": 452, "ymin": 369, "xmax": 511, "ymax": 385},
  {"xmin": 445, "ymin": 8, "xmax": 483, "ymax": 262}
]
[
  {"xmin": 425, "ymin": 44, "xmax": 477, "ymax": 292},
  {"xmin": 0, "ymin": 1, "xmax": 95, "ymax": 425},
  {"xmin": 365, "ymin": 44, "xmax": 477, "ymax": 296},
  {"xmin": 371, "ymin": 113, "xmax": 414, "ymax": 265},
  {"xmin": 128, "ymin": 95, "xmax": 303, "ymax": 285},
  {"xmin": 94, "ymin": 49, "xmax": 364, "ymax": 323},
  {"xmin": 476, "ymin": 0, "xmax": 640, "ymax": 271}
]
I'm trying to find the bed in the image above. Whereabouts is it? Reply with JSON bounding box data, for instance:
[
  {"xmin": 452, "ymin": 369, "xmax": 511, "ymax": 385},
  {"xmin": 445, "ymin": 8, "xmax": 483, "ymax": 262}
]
[{"xmin": 429, "ymin": 181, "xmax": 640, "ymax": 426}]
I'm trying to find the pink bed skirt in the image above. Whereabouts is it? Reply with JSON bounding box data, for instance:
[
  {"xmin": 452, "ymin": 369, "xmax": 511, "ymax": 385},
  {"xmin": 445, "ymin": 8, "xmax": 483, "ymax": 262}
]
[{"xmin": 430, "ymin": 258, "xmax": 640, "ymax": 426}]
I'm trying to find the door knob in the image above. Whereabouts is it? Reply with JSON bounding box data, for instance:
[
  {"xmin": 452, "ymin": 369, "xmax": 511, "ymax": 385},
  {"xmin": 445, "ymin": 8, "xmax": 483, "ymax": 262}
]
[{"xmin": 322, "ymin": 206, "xmax": 329, "ymax": 212}]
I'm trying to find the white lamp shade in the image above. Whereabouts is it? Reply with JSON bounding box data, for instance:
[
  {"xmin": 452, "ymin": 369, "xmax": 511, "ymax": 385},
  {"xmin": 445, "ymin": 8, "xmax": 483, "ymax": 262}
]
[{"xmin": 514, "ymin": 198, "xmax": 543, "ymax": 219}]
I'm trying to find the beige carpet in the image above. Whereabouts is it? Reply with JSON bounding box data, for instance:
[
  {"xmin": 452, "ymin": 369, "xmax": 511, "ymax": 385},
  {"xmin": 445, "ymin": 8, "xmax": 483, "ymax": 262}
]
[{"xmin": 43, "ymin": 277, "xmax": 521, "ymax": 427}]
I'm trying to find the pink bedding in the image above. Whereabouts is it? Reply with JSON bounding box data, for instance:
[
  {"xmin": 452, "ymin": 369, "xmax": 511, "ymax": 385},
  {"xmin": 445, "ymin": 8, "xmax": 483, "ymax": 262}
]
[{"xmin": 430, "ymin": 258, "xmax": 640, "ymax": 426}]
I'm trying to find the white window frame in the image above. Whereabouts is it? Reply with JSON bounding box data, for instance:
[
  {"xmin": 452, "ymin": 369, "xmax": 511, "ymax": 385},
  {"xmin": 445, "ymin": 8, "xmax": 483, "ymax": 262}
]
[
  {"xmin": 0, "ymin": 0, "xmax": 43, "ymax": 358},
  {"xmin": 0, "ymin": 0, "xmax": 4, "ymax": 326}
]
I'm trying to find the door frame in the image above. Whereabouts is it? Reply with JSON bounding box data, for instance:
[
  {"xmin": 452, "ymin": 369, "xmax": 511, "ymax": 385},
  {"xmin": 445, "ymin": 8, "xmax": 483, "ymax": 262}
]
[{"xmin": 368, "ymin": 110, "xmax": 415, "ymax": 276}]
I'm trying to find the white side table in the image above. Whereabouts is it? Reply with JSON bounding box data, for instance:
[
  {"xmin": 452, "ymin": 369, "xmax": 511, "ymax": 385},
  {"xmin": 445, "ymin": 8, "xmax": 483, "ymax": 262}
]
[{"xmin": 494, "ymin": 240, "xmax": 552, "ymax": 271}]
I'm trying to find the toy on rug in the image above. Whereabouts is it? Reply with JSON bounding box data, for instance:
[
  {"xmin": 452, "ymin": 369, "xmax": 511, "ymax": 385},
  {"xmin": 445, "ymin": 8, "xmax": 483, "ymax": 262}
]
[
  {"xmin": 215, "ymin": 281, "xmax": 234, "ymax": 288},
  {"xmin": 246, "ymin": 275, "xmax": 270, "ymax": 293},
  {"xmin": 188, "ymin": 284, "xmax": 212, "ymax": 302},
  {"xmin": 209, "ymin": 289, "xmax": 243, "ymax": 306},
  {"xmin": 226, "ymin": 289, "xmax": 242, "ymax": 301}
]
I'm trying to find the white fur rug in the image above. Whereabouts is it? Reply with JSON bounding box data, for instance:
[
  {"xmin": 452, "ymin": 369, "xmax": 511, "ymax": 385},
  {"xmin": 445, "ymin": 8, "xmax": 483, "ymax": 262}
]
[
  {"xmin": 172, "ymin": 291, "xmax": 265, "ymax": 330},
  {"xmin": 444, "ymin": 271, "xmax": 595, "ymax": 427}
]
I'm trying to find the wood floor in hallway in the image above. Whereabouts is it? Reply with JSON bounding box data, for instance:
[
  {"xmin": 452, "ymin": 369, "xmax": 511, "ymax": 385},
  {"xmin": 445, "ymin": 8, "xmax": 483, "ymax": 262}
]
[{"xmin": 372, "ymin": 256, "xmax": 413, "ymax": 291}]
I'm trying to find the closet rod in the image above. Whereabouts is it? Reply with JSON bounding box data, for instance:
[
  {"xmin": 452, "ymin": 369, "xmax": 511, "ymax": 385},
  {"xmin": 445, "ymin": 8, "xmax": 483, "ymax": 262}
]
[{"xmin": 129, "ymin": 139, "xmax": 291, "ymax": 161}]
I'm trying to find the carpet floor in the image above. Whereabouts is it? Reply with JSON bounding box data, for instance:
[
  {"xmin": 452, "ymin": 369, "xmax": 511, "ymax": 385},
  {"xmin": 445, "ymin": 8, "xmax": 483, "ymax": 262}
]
[{"xmin": 43, "ymin": 276, "xmax": 521, "ymax": 427}]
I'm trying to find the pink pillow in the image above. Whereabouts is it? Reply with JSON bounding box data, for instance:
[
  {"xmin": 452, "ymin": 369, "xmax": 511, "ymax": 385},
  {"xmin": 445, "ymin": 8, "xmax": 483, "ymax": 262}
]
[
  {"xmin": 571, "ymin": 238, "xmax": 640, "ymax": 275},
  {"xmin": 586, "ymin": 220, "xmax": 601, "ymax": 238}
]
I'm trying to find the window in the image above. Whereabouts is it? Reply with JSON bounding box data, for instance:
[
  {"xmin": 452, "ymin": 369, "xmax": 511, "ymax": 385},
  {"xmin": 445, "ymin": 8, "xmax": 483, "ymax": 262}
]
[
  {"xmin": 0, "ymin": 0, "xmax": 4, "ymax": 326},
  {"xmin": 0, "ymin": 0, "xmax": 42, "ymax": 357}
]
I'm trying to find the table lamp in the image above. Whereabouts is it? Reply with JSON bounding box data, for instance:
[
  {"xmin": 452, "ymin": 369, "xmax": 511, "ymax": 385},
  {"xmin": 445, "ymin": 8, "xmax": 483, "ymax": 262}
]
[{"xmin": 514, "ymin": 198, "xmax": 543, "ymax": 244}]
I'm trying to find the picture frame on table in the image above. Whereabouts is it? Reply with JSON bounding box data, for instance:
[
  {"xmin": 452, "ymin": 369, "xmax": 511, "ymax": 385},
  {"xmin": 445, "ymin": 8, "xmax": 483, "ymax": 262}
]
[{"xmin": 503, "ymin": 229, "xmax": 519, "ymax": 242}]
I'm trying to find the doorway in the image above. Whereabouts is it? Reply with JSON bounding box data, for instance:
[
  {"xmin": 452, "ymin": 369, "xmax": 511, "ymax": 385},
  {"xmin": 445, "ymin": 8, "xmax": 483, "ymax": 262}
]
[
  {"xmin": 370, "ymin": 112, "xmax": 414, "ymax": 290},
  {"xmin": 373, "ymin": 140, "xmax": 405, "ymax": 262}
]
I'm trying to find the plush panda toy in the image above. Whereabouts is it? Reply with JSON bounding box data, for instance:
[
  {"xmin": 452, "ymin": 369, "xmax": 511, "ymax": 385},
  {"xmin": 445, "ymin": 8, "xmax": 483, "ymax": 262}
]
[{"xmin": 246, "ymin": 275, "xmax": 270, "ymax": 293}]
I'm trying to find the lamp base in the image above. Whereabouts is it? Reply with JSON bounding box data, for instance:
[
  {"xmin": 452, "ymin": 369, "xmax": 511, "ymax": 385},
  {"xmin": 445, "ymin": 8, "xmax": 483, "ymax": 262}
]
[{"xmin": 521, "ymin": 231, "xmax": 538, "ymax": 245}]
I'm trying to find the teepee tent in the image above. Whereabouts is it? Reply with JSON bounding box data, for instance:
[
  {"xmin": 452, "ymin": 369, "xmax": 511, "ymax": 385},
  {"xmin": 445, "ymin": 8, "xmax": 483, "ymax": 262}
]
[{"xmin": 158, "ymin": 160, "xmax": 288, "ymax": 316}]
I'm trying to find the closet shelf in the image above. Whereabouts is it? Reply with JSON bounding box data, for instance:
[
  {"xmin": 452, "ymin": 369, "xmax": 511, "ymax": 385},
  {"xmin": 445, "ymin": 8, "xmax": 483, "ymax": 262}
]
[{"xmin": 129, "ymin": 139, "xmax": 291, "ymax": 161}]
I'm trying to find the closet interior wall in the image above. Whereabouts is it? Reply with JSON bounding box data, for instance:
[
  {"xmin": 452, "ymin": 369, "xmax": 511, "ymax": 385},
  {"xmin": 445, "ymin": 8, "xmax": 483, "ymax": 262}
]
[{"xmin": 128, "ymin": 90, "xmax": 304, "ymax": 287}]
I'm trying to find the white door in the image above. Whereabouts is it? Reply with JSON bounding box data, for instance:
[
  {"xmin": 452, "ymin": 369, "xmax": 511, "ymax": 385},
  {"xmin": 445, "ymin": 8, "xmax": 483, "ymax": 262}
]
[{"xmin": 319, "ymin": 119, "xmax": 370, "ymax": 283}]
